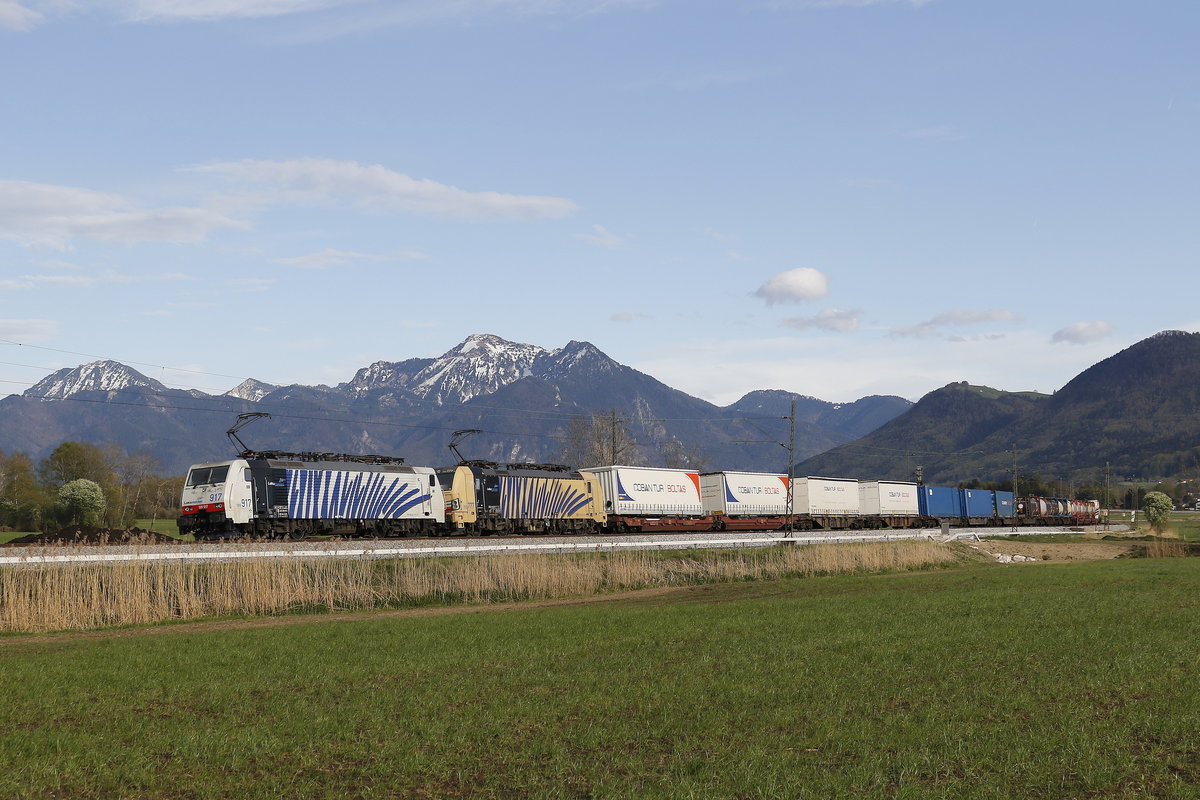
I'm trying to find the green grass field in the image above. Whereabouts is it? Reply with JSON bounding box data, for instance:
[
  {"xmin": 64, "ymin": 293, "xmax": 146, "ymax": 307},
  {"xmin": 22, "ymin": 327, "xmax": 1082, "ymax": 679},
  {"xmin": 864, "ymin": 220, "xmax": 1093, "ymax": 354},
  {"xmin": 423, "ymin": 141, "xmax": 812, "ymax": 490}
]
[{"xmin": 2, "ymin": 557, "xmax": 1198, "ymax": 799}]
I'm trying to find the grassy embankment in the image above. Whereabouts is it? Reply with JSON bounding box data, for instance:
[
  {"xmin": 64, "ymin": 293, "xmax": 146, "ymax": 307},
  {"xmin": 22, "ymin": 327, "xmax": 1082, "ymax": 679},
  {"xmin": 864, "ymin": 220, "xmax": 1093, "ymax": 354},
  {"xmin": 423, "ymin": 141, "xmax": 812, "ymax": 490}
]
[
  {"xmin": 982, "ymin": 513, "xmax": 1200, "ymax": 556},
  {"xmin": 1, "ymin": 556, "xmax": 1198, "ymax": 799}
]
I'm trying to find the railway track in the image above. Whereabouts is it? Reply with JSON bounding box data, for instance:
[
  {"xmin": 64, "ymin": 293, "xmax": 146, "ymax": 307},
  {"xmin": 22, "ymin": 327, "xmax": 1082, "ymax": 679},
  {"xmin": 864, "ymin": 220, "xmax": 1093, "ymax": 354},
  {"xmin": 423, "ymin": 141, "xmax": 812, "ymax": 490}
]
[{"xmin": 0, "ymin": 526, "xmax": 1099, "ymax": 566}]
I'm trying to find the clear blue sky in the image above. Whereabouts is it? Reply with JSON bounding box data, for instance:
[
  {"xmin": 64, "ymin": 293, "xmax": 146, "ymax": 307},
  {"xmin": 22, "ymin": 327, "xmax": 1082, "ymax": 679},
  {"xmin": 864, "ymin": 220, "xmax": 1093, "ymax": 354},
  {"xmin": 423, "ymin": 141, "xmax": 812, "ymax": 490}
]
[{"xmin": 1, "ymin": 0, "xmax": 1196, "ymax": 404}]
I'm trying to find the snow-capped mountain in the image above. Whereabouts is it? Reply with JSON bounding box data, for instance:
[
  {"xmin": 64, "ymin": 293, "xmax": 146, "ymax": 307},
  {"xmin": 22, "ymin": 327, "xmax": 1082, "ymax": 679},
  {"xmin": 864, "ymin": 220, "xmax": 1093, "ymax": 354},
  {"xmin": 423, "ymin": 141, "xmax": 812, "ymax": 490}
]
[
  {"xmin": 532, "ymin": 340, "xmax": 621, "ymax": 380},
  {"xmin": 224, "ymin": 379, "xmax": 279, "ymax": 402},
  {"xmin": 0, "ymin": 333, "xmax": 914, "ymax": 474},
  {"xmin": 339, "ymin": 358, "xmax": 433, "ymax": 397},
  {"xmin": 23, "ymin": 360, "xmax": 168, "ymax": 400},
  {"xmin": 408, "ymin": 333, "xmax": 550, "ymax": 405}
]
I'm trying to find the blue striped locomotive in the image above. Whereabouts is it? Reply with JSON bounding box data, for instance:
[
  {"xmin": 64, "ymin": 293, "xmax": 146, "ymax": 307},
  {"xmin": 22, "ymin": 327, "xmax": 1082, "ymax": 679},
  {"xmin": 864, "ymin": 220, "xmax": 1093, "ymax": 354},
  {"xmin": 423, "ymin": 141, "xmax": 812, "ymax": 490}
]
[
  {"xmin": 441, "ymin": 461, "xmax": 606, "ymax": 534},
  {"xmin": 179, "ymin": 453, "xmax": 607, "ymax": 539},
  {"xmin": 178, "ymin": 451, "xmax": 444, "ymax": 540}
]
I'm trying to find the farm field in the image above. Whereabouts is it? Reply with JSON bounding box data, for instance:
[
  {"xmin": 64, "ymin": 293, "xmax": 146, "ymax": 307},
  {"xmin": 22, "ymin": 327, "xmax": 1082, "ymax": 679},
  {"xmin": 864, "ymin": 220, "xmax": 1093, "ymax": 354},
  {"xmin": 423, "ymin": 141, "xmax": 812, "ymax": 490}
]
[{"xmin": 2, "ymin": 556, "xmax": 1198, "ymax": 799}]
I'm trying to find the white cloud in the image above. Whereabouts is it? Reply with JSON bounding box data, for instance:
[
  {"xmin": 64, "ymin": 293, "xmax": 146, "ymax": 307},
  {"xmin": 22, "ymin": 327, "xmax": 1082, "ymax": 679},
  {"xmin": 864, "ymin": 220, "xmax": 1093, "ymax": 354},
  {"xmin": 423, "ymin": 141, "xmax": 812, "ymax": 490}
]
[
  {"xmin": 1051, "ymin": 321, "xmax": 1113, "ymax": 345},
  {"xmin": 0, "ymin": 1, "xmax": 42, "ymax": 30},
  {"xmin": 618, "ymin": 67, "xmax": 773, "ymax": 92},
  {"xmin": 273, "ymin": 247, "xmax": 427, "ymax": 269},
  {"xmin": 611, "ymin": 311, "xmax": 652, "ymax": 323},
  {"xmin": 905, "ymin": 125, "xmax": 967, "ymax": 142},
  {"xmin": 229, "ymin": 277, "xmax": 275, "ymax": 292},
  {"xmin": 634, "ymin": 328, "xmax": 1100, "ymax": 407},
  {"xmin": 0, "ymin": 180, "xmax": 246, "ymax": 249},
  {"xmin": 2, "ymin": 270, "xmax": 194, "ymax": 288},
  {"xmin": 768, "ymin": 0, "xmax": 934, "ymax": 8},
  {"xmin": 784, "ymin": 308, "xmax": 861, "ymax": 333},
  {"xmin": 192, "ymin": 158, "xmax": 577, "ymax": 220},
  {"xmin": 692, "ymin": 226, "xmax": 737, "ymax": 243},
  {"xmin": 753, "ymin": 268, "xmax": 829, "ymax": 306},
  {"xmin": 891, "ymin": 309, "xmax": 1021, "ymax": 338},
  {"xmin": 574, "ymin": 224, "xmax": 622, "ymax": 248},
  {"xmin": 268, "ymin": 0, "xmax": 661, "ymax": 40},
  {"xmin": 0, "ymin": 318, "xmax": 56, "ymax": 340},
  {"xmin": 118, "ymin": 0, "xmax": 359, "ymax": 22},
  {"xmin": 4, "ymin": 0, "xmax": 660, "ymax": 33}
]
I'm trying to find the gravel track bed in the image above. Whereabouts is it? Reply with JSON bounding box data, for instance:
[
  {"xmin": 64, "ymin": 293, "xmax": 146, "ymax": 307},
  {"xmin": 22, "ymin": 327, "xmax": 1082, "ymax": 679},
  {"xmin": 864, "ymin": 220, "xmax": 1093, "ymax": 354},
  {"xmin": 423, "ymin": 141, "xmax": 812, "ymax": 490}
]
[{"xmin": 0, "ymin": 526, "xmax": 1110, "ymax": 566}]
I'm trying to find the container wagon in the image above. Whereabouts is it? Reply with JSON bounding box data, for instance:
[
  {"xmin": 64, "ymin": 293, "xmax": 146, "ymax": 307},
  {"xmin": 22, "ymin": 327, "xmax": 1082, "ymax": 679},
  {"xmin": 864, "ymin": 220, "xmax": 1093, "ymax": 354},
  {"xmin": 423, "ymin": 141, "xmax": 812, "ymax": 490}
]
[
  {"xmin": 585, "ymin": 465, "xmax": 708, "ymax": 532},
  {"xmin": 700, "ymin": 471, "xmax": 792, "ymax": 530},
  {"xmin": 791, "ymin": 476, "xmax": 861, "ymax": 530},
  {"xmin": 858, "ymin": 481, "xmax": 920, "ymax": 528}
]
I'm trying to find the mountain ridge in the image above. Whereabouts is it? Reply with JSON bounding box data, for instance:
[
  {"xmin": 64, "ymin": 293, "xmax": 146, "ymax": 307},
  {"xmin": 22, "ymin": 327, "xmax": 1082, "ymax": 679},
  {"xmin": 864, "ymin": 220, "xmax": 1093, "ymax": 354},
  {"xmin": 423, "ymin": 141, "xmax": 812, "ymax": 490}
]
[
  {"xmin": 796, "ymin": 331, "xmax": 1200, "ymax": 484},
  {"xmin": 5, "ymin": 334, "xmax": 911, "ymax": 474}
]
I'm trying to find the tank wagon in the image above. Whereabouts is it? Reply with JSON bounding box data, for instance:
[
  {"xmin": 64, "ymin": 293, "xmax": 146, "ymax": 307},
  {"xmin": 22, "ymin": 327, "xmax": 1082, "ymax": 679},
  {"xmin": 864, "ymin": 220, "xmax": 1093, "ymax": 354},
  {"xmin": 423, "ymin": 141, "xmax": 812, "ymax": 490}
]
[{"xmin": 1018, "ymin": 496, "xmax": 1100, "ymax": 525}]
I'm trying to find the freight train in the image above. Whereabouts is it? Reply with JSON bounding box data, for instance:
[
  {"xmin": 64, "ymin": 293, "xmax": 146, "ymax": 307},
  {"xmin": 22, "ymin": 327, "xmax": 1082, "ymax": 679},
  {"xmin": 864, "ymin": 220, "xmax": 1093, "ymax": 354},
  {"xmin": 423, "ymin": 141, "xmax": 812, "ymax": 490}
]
[{"xmin": 177, "ymin": 451, "xmax": 1101, "ymax": 541}]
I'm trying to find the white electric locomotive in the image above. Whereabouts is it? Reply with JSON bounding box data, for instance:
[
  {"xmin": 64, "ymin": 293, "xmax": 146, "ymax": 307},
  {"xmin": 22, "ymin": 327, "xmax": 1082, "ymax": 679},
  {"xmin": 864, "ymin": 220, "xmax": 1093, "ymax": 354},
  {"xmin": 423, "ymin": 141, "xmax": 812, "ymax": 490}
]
[{"xmin": 178, "ymin": 451, "xmax": 444, "ymax": 540}]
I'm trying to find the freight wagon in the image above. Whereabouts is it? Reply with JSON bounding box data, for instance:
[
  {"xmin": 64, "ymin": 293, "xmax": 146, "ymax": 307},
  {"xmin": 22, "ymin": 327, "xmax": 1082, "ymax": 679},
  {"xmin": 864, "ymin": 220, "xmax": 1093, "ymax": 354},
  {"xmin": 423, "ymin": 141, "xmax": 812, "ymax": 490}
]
[
  {"xmin": 585, "ymin": 465, "xmax": 709, "ymax": 531},
  {"xmin": 858, "ymin": 481, "xmax": 920, "ymax": 528},
  {"xmin": 791, "ymin": 476, "xmax": 861, "ymax": 529},
  {"xmin": 700, "ymin": 471, "xmax": 792, "ymax": 530}
]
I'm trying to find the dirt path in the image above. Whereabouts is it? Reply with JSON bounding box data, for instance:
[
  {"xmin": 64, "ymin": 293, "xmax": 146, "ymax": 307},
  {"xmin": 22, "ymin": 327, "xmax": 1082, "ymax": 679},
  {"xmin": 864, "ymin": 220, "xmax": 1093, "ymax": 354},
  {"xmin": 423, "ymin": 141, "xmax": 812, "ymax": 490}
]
[{"xmin": 969, "ymin": 539, "xmax": 1136, "ymax": 562}]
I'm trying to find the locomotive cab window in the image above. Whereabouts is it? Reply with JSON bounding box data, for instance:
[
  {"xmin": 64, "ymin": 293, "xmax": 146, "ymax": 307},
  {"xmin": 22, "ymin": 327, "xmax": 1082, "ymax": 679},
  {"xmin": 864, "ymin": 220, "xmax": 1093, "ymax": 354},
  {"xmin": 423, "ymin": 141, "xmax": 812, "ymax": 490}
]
[{"xmin": 186, "ymin": 465, "xmax": 229, "ymax": 487}]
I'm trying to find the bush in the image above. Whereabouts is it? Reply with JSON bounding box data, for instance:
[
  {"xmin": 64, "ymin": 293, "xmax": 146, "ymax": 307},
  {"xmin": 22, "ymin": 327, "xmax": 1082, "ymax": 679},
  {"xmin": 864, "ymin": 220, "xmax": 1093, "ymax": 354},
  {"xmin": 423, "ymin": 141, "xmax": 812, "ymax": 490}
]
[{"xmin": 1142, "ymin": 491, "xmax": 1173, "ymax": 532}]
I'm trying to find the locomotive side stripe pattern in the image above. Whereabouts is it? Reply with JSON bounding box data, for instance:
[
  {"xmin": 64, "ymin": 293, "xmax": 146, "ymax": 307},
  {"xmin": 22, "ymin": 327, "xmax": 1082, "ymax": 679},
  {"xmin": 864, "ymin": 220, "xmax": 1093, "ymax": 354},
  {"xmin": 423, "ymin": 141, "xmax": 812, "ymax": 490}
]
[
  {"xmin": 286, "ymin": 469, "xmax": 430, "ymax": 519},
  {"xmin": 498, "ymin": 476, "xmax": 592, "ymax": 519}
]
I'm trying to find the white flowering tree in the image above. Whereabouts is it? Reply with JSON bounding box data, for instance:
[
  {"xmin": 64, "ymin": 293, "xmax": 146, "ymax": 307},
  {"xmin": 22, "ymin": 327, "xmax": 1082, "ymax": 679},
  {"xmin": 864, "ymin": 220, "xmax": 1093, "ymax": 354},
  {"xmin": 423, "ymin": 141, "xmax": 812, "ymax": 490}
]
[
  {"xmin": 1141, "ymin": 491, "xmax": 1173, "ymax": 533},
  {"xmin": 59, "ymin": 479, "xmax": 107, "ymax": 526}
]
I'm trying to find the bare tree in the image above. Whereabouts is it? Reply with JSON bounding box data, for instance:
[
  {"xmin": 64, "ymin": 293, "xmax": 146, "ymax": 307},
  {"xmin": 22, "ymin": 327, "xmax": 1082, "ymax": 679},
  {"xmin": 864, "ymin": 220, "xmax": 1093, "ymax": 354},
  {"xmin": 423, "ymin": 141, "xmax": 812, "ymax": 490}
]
[
  {"xmin": 559, "ymin": 410, "xmax": 640, "ymax": 467},
  {"xmin": 661, "ymin": 439, "xmax": 708, "ymax": 472},
  {"xmin": 117, "ymin": 451, "xmax": 161, "ymax": 526}
]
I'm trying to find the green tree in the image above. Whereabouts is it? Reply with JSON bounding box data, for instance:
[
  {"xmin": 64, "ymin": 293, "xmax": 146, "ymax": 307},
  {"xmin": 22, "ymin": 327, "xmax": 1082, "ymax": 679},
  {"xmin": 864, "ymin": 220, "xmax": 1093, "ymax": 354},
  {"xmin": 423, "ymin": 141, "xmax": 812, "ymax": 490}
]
[
  {"xmin": 0, "ymin": 451, "xmax": 48, "ymax": 530},
  {"xmin": 1141, "ymin": 491, "xmax": 1173, "ymax": 532},
  {"xmin": 58, "ymin": 479, "xmax": 107, "ymax": 526},
  {"xmin": 39, "ymin": 441, "xmax": 116, "ymax": 488}
]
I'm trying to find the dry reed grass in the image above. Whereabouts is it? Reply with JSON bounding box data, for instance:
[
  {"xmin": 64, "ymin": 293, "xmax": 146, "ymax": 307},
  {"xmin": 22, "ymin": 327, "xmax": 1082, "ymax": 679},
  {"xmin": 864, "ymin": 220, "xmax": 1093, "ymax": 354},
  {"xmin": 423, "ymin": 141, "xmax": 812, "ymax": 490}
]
[
  {"xmin": 1144, "ymin": 539, "xmax": 1188, "ymax": 558},
  {"xmin": 0, "ymin": 541, "xmax": 959, "ymax": 633}
]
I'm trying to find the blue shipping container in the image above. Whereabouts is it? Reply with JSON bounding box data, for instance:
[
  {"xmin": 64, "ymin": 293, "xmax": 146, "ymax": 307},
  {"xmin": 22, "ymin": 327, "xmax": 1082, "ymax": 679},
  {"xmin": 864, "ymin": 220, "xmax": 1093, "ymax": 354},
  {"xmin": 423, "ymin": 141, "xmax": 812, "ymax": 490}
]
[
  {"xmin": 961, "ymin": 489, "xmax": 996, "ymax": 519},
  {"xmin": 919, "ymin": 486, "xmax": 961, "ymax": 517},
  {"xmin": 995, "ymin": 491, "xmax": 1015, "ymax": 517}
]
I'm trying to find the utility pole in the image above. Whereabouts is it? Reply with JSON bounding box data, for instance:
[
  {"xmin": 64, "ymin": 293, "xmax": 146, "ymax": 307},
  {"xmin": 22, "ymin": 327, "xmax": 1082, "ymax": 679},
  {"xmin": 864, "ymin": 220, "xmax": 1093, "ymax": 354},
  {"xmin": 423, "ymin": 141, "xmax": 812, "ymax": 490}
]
[
  {"xmin": 611, "ymin": 408, "xmax": 618, "ymax": 464},
  {"xmin": 1010, "ymin": 444, "xmax": 1019, "ymax": 532},
  {"xmin": 1105, "ymin": 461, "xmax": 1112, "ymax": 531},
  {"xmin": 785, "ymin": 395, "xmax": 796, "ymax": 537}
]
